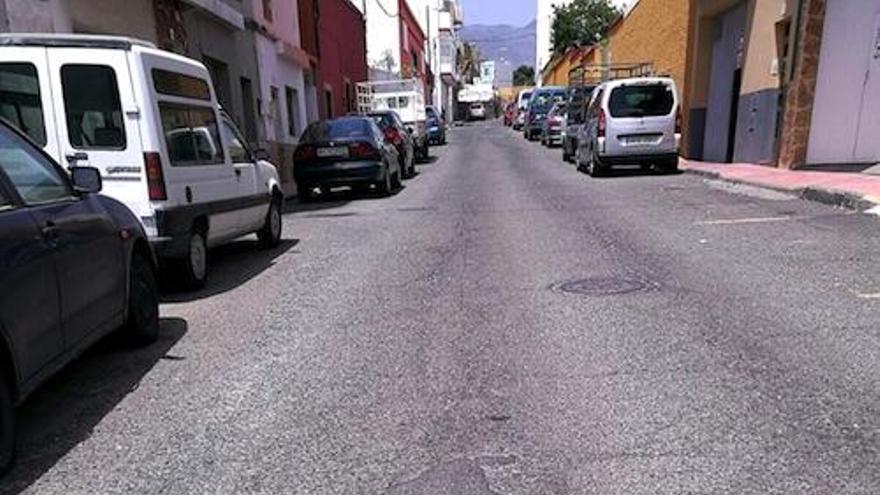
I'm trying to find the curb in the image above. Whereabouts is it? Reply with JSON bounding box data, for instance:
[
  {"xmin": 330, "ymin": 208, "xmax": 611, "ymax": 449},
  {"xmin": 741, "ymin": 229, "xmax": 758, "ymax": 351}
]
[{"xmin": 682, "ymin": 168, "xmax": 879, "ymax": 211}]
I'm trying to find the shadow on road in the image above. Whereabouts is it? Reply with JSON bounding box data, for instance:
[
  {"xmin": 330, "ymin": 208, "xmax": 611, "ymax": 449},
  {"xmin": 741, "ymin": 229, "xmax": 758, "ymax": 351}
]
[
  {"xmin": 1, "ymin": 318, "xmax": 189, "ymax": 493},
  {"xmin": 161, "ymin": 238, "xmax": 299, "ymax": 303},
  {"xmin": 578, "ymin": 166, "xmax": 684, "ymax": 179},
  {"xmin": 418, "ymin": 155, "xmax": 438, "ymax": 165}
]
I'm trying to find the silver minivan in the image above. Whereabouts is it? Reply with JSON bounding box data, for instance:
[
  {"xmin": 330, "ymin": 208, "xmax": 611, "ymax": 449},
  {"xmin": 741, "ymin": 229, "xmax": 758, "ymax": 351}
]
[{"xmin": 575, "ymin": 77, "xmax": 680, "ymax": 177}]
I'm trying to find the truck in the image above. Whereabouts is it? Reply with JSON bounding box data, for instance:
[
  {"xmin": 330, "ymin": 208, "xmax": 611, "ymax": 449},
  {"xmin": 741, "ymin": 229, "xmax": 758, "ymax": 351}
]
[{"xmin": 357, "ymin": 79, "xmax": 429, "ymax": 161}]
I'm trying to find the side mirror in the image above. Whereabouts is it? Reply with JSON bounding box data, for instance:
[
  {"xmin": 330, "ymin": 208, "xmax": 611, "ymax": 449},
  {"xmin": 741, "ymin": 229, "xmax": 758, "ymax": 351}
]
[
  {"xmin": 253, "ymin": 148, "xmax": 271, "ymax": 161},
  {"xmin": 70, "ymin": 166, "xmax": 102, "ymax": 194}
]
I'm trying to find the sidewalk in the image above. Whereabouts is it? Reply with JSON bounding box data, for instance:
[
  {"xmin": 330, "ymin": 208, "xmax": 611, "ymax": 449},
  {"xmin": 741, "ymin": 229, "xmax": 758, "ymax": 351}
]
[{"xmin": 680, "ymin": 159, "xmax": 880, "ymax": 210}]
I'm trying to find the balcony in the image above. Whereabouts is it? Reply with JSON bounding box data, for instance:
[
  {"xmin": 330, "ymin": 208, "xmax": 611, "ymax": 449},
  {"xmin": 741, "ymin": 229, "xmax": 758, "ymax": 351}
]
[
  {"xmin": 180, "ymin": 0, "xmax": 244, "ymax": 30},
  {"xmin": 441, "ymin": 0, "xmax": 463, "ymax": 26},
  {"xmin": 439, "ymin": 31, "xmax": 458, "ymax": 83}
]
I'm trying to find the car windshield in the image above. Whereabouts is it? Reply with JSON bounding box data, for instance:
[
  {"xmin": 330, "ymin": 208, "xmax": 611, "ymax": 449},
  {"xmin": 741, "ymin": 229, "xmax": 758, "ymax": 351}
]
[
  {"xmin": 302, "ymin": 118, "xmax": 371, "ymax": 141},
  {"xmin": 608, "ymin": 83, "xmax": 675, "ymax": 118}
]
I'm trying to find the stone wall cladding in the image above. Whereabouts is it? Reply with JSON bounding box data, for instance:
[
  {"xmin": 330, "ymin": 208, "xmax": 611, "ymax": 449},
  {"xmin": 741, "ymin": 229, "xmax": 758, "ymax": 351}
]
[
  {"xmin": 154, "ymin": 0, "xmax": 187, "ymax": 54},
  {"xmin": 778, "ymin": 0, "xmax": 826, "ymax": 169}
]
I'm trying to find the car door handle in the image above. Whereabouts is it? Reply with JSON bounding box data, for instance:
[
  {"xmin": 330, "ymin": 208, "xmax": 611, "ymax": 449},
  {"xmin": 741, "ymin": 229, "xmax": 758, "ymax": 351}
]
[
  {"xmin": 41, "ymin": 220, "xmax": 59, "ymax": 240},
  {"xmin": 235, "ymin": 168, "xmax": 242, "ymax": 177},
  {"xmin": 65, "ymin": 152, "xmax": 89, "ymax": 164}
]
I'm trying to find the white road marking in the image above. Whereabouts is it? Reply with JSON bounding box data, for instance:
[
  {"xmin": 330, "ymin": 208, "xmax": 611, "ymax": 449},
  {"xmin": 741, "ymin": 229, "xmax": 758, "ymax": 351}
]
[{"xmin": 696, "ymin": 216, "xmax": 794, "ymax": 226}]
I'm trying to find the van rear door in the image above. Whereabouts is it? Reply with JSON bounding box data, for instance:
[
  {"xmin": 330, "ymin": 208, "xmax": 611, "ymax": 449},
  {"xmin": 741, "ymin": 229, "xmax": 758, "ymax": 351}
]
[
  {"xmin": 45, "ymin": 49, "xmax": 148, "ymax": 218},
  {"xmin": 605, "ymin": 80, "xmax": 678, "ymax": 157},
  {"xmin": 0, "ymin": 47, "xmax": 62, "ymax": 161}
]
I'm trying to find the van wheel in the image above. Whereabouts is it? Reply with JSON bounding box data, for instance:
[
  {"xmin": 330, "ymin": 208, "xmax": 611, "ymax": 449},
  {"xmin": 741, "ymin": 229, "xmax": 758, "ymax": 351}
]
[
  {"xmin": 588, "ymin": 151, "xmax": 606, "ymax": 178},
  {"xmin": 124, "ymin": 251, "xmax": 159, "ymax": 346},
  {"xmin": 257, "ymin": 198, "xmax": 283, "ymax": 248},
  {"xmin": 179, "ymin": 229, "xmax": 208, "ymax": 289},
  {"xmin": 0, "ymin": 373, "xmax": 15, "ymax": 475}
]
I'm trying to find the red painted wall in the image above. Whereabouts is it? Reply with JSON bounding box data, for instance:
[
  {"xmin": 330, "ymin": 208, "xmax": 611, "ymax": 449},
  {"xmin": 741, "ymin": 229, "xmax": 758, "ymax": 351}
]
[
  {"xmin": 398, "ymin": 0, "xmax": 427, "ymax": 91},
  {"xmin": 317, "ymin": 0, "xmax": 368, "ymax": 118}
]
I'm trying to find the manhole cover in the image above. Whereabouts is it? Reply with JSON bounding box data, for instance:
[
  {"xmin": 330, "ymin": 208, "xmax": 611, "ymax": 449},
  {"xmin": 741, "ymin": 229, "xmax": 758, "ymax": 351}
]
[{"xmin": 551, "ymin": 277, "xmax": 649, "ymax": 296}]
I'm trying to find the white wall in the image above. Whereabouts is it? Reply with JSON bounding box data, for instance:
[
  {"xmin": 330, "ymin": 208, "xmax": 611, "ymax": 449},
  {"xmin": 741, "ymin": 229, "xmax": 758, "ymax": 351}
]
[
  {"xmin": 255, "ymin": 34, "xmax": 307, "ymax": 145},
  {"xmin": 356, "ymin": 0, "xmax": 403, "ymax": 73},
  {"xmin": 808, "ymin": 0, "xmax": 880, "ymax": 164},
  {"xmin": 535, "ymin": 0, "xmax": 570, "ymax": 83}
]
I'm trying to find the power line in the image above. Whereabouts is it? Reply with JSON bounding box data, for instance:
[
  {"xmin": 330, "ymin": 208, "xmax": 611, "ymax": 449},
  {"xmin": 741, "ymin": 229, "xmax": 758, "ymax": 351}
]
[{"xmin": 370, "ymin": 0, "xmax": 398, "ymax": 18}]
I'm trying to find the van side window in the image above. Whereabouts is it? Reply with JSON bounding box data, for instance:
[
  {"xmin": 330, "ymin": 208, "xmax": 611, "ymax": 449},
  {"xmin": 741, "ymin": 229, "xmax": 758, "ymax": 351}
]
[
  {"xmin": 60, "ymin": 65, "xmax": 126, "ymax": 149},
  {"xmin": 158, "ymin": 103, "xmax": 224, "ymax": 166},
  {"xmin": 0, "ymin": 63, "xmax": 47, "ymax": 146},
  {"xmin": 152, "ymin": 69, "xmax": 211, "ymax": 101}
]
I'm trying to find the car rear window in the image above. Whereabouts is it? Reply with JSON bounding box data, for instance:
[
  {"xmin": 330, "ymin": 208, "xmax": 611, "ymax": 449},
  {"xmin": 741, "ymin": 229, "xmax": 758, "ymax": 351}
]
[
  {"xmin": 609, "ymin": 84, "xmax": 675, "ymax": 118},
  {"xmin": 369, "ymin": 114, "xmax": 395, "ymax": 130},
  {"xmin": 532, "ymin": 91, "xmax": 566, "ymax": 110},
  {"xmin": 302, "ymin": 118, "xmax": 371, "ymax": 142}
]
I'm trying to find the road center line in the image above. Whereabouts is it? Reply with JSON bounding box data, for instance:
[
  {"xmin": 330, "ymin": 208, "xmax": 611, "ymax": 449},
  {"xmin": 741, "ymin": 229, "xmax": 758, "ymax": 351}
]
[{"xmin": 695, "ymin": 216, "xmax": 795, "ymax": 226}]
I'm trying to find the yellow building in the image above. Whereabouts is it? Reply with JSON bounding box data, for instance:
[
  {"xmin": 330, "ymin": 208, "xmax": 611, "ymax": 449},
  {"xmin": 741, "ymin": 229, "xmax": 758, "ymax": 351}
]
[{"xmin": 542, "ymin": 46, "xmax": 592, "ymax": 86}]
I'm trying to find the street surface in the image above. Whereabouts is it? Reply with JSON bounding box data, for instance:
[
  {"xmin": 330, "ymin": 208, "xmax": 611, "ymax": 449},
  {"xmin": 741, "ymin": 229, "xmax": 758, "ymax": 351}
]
[{"xmin": 4, "ymin": 121, "xmax": 880, "ymax": 494}]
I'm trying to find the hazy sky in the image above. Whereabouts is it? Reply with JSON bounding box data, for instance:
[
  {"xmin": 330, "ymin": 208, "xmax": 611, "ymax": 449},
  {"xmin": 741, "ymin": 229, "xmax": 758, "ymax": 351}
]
[{"xmin": 461, "ymin": 0, "xmax": 629, "ymax": 27}]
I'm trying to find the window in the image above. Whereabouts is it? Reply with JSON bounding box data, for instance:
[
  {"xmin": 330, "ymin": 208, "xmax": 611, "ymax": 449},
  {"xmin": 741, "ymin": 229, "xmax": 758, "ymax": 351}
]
[
  {"xmin": 221, "ymin": 118, "xmax": 251, "ymax": 163},
  {"xmin": 608, "ymin": 84, "xmax": 675, "ymax": 118},
  {"xmin": 0, "ymin": 63, "xmax": 47, "ymax": 146},
  {"xmin": 61, "ymin": 65, "xmax": 126, "ymax": 149},
  {"xmin": 285, "ymin": 86, "xmax": 298, "ymax": 136},
  {"xmin": 324, "ymin": 89, "xmax": 332, "ymax": 119},
  {"xmin": 0, "ymin": 125, "xmax": 71, "ymax": 204},
  {"xmin": 158, "ymin": 103, "xmax": 223, "ymax": 166},
  {"xmin": 152, "ymin": 69, "xmax": 211, "ymax": 101},
  {"xmin": 240, "ymin": 77, "xmax": 257, "ymax": 142}
]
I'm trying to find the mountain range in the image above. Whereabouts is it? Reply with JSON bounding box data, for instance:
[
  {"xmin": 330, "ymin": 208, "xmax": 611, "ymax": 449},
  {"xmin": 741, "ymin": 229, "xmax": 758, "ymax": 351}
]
[{"xmin": 459, "ymin": 20, "xmax": 536, "ymax": 87}]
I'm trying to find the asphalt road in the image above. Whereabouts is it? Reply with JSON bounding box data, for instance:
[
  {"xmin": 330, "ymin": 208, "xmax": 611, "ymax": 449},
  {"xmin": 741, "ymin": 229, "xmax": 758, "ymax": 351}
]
[{"xmin": 4, "ymin": 121, "xmax": 880, "ymax": 494}]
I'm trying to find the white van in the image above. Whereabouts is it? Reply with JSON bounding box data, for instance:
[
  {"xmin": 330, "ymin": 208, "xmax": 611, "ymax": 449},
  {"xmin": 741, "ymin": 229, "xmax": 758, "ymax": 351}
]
[
  {"xmin": 0, "ymin": 34, "xmax": 283, "ymax": 288},
  {"xmin": 576, "ymin": 77, "xmax": 681, "ymax": 177}
]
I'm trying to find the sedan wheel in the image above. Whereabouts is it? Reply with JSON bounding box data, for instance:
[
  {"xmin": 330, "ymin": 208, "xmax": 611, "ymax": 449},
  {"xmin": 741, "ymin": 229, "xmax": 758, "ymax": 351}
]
[
  {"xmin": 125, "ymin": 251, "xmax": 160, "ymax": 346},
  {"xmin": 0, "ymin": 375, "xmax": 14, "ymax": 475}
]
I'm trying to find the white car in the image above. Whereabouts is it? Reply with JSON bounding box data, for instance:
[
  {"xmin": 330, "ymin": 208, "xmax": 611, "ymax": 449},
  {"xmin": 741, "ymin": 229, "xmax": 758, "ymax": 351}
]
[
  {"xmin": 576, "ymin": 77, "xmax": 681, "ymax": 177},
  {"xmin": 469, "ymin": 103, "xmax": 486, "ymax": 120},
  {"xmin": 0, "ymin": 34, "xmax": 283, "ymax": 288}
]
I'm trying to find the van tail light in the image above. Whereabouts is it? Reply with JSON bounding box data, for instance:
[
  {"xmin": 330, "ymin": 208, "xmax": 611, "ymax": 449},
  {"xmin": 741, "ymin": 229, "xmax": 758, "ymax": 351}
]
[
  {"xmin": 384, "ymin": 127, "xmax": 404, "ymax": 146},
  {"xmin": 349, "ymin": 142, "xmax": 381, "ymax": 160},
  {"xmin": 294, "ymin": 144, "xmax": 316, "ymax": 162},
  {"xmin": 675, "ymin": 109, "xmax": 682, "ymax": 134},
  {"xmin": 144, "ymin": 152, "xmax": 167, "ymax": 201},
  {"xmin": 597, "ymin": 109, "xmax": 607, "ymax": 138}
]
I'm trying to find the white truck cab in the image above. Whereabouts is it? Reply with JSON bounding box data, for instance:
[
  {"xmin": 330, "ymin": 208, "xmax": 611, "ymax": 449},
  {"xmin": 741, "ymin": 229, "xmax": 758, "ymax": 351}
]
[
  {"xmin": 0, "ymin": 34, "xmax": 283, "ymax": 288},
  {"xmin": 357, "ymin": 79, "xmax": 430, "ymax": 161}
]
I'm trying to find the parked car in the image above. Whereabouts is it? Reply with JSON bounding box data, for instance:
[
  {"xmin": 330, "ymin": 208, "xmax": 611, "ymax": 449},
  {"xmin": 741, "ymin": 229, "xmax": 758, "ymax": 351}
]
[
  {"xmin": 0, "ymin": 34, "xmax": 283, "ymax": 289},
  {"xmin": 426, "ymin": 105, "xmax": 446, "ymax": 145},
  {"xmin": 368, "ymin": 110, "xmax": 415, "ymax": 178},
  {"xmin": 575, "ymin": 77, "xmax": 681, "ymax": 177},
  {"xmin": 513, "ymin": 89, "xmax": 533, "ymax": 131},
  {"xmin": 469, "ymin": 103, "xmax": 486, "ymax": 121},
  {"xmin": 540, "ymin": 102, "xmax": 567, "ymax": 147},
  {"xmin": 293, "ymin": 117, "xmax": 401, "ymax": 200},
  {"xmin": 562, "ymin": 84, "xmax": 596, "ymax": 163},
  {"xmin": 357, "ymin": 79, "xmax": 429, "ymax": 161},
  {"xmin": 0, "ymin": 119, "xmax": 159, "ymax": 473},
  {"xmin": 523, "ymin": 86, "xmax": 566, "ymax": 140}
]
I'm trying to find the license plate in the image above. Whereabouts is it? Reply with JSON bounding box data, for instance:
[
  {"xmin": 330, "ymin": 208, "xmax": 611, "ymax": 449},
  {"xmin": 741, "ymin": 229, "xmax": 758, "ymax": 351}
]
[
  {"xmin": 625, "ymin": 135, "xmax": 661, "ymax": 145},
  {"xmin": 317, "ymin": 147, "xmax": 349, "ymax": 158}
]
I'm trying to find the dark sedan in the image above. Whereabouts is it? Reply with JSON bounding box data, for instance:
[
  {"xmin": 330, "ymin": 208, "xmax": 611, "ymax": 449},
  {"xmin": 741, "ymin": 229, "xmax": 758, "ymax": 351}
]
[
  {"xmin": 368, "ymin": 110, "xmax": 415, "ymax": 179},
  {"xmin": 426, "ymin": 105, "xmax": 446, "ymax": 145},
  {"xmin": 293, "ymin": 117, "xmax": 401, "ymax": 201},
  {"xmin": 0, "ymin": 121, "xmax": 159, "ymax": 473}
]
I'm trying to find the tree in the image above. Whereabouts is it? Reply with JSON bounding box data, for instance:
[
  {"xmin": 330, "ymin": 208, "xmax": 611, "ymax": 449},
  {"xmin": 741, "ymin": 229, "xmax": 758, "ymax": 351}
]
[
  {"xmin": 512, "ymin": 65, "xmax": 535, "ymax": 86},
  {"xmin": 550, "ymin": 0, "xmax": 621, "ymax": 55},
  {"xmin": 456, "ymin": 42, "xmax": 481, "ymax": 83}
]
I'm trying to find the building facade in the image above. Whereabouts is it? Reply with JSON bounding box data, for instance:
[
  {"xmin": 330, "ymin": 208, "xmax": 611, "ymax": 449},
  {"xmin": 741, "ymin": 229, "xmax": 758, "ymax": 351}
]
[
  {"xmin": 535, "ymin": 0, "xmax": 571, "ymax": 85},
  {"xmin": 317, "ymin": 0, "xmax": 368, "ymax": 118}
]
